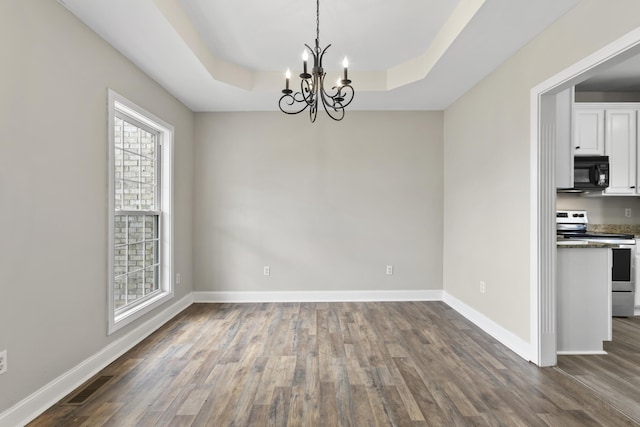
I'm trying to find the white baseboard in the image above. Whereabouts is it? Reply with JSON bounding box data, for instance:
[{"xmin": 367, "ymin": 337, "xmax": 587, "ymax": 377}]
[
  {"xmin": 0, "ymin": 293, "xmax": 193, "ymax": 427},
  {"xmin": 192, "ymin": 289, "xmax": 443, "ymax": 303},
  {"xmin": 442, "ymin": 291, "xmax": 534, "ymax": 362}
]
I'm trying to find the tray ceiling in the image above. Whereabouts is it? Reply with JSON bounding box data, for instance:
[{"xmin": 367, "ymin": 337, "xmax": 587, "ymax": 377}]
[{"xmin": 58, "ymin": 0, "xmax": 580, "ymax": 111}]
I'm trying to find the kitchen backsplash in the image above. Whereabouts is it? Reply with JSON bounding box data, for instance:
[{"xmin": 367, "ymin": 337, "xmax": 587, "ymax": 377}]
[{"xmin": 557, "ymin": 193, "xmax": 640, "ymax": 224}]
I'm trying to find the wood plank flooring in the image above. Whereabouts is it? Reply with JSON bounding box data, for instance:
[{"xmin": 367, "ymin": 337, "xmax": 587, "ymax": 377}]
[
  {"xmin": 29, "ymin": 302, "xmax": 639, "ymax": 426},
  {"xmin": 558, "ymin": 316, "xmax": 640, "ymax": 424}
]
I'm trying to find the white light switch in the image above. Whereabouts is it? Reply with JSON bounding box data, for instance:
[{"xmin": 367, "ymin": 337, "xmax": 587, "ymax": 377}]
[{"xmin": 264, "ymin": 266, "xmax": 270, "ymax": 276}]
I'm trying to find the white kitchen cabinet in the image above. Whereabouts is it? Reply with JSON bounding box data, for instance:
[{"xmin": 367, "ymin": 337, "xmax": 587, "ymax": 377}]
[
  {"xmin": 554, "ymin": 88, "xmax": 574, "ymax": 189},
  {"xmin": 572, "ymin": 103, "xmax": 640, "ymax": 196},
  {"xmin": 544, "ymin": 88, "xmax": 574, "ymax": 188},
  {"xmin": 557, "ymin": 247, "xmax": 612, "ymax": 354},
  {"xmin": 604, "ymin": 109, "xmax": 637, "ymax": 195},
  {"xmin": 573, "ymin": 105, "xmax": 605, "ymax": 156}
]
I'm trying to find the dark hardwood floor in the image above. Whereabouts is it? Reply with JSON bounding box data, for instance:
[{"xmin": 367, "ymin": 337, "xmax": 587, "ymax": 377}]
[
  {"xmin": 558, "ymin": 316, "xmax": 640, "ymax": 424},
  {"xmin": 30, "ymin": 302, "xmax": 639, "ymax": 426}
]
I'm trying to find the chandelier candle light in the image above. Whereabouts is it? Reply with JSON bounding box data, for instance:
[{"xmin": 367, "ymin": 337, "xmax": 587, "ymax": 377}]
[{"xmin": 279, "ymin": 0, "xmax": 355, "ymax": 122}]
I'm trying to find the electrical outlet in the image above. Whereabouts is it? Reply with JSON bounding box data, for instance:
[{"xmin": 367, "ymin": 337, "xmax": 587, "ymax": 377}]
[
  {"xmin": 386, "ymin": 265, "xmax": 393, "ymax": 275},
  {"xmin": 0, "ymin": 350, "xmax": 7, "ymax": 375},
  {"xmin": 263, "ymin": 266, "xmax": 270, "ymax": 276},
  {"xmin": 480, "ymin": 281, "xmax": 486, "ymax": 294},
  {"xmin": 625, "ymin": 208, "xmax": 632, "ymax": 218},
  {"xmin": 175, "ymin": 273, "xmax": 181, "ymax": 285}
]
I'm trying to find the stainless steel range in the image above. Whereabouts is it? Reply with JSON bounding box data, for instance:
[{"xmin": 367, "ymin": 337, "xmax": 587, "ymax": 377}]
[{"xmin": 557, "ymin": 210, "xmax": 636, "ymax": 317}]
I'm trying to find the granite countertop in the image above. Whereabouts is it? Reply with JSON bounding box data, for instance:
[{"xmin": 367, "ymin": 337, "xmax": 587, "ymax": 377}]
[
  {"xmin": 557, "ymin": 223, "xmax": 640, "ymax": 248},
  {"xmin": 556, "ymin": 241, "xmax": 620, "ymax": 249},
  {"xmin": 588, "ymin": 224, "xmax": 640, "ymax": 237}
]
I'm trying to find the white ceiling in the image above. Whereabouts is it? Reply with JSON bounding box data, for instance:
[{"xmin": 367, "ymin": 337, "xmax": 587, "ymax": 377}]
[{"xmin": 58, "ymin": 0, "xmax": 580, "ymax": 112}]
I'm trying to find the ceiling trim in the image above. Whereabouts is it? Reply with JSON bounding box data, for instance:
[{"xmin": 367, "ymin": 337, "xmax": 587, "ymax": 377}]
[
  {"xmin": 153, "ymin": 0, "xmax": 253, "ymax": 90},
  {"xmin": 388, "ymin": 0, "xmax": 485, "ymax": 90}
]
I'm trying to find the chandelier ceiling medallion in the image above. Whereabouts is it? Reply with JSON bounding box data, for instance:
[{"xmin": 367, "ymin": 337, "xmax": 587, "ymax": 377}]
[{"xmin": 278, "ymin": 0, "xmax": 355, "ymax": 122}]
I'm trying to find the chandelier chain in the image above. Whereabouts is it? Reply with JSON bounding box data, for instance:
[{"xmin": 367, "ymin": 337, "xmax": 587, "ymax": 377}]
[{"xmin": 316, "ymin": 0, "xmax": 320, "ymax": 46}]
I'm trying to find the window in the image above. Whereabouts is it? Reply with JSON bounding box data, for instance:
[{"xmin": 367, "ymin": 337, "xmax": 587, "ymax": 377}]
[
  {"xmin": 108, "ymin": 90, "xmax": 174, "ymax": 334},
  {"xmin": 113, "ymin": 115, "xmax": 160, "ymax": 309}
]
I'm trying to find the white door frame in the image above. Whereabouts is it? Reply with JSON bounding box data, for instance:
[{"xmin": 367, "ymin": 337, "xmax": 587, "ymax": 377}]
[{"xmin": 530, "ymin": 27, "xmax": 640, "ymax": 367}]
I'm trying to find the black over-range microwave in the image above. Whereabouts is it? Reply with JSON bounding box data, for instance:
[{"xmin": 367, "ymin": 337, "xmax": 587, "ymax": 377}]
[{"xmin": 574, "ymin": 155, "xmax": 609, "ymax": 189}]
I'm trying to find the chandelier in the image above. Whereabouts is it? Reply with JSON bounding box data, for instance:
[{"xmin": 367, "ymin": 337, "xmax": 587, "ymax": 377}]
[{"xmin": 278, "ymin": 0, "xmax": 355, "ymax": 122}]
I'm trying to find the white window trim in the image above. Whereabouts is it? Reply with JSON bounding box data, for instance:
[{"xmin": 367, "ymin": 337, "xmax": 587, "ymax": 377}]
[{"xmin": 108, "ymin": 89, "xmax": 174, "ymax": 335}]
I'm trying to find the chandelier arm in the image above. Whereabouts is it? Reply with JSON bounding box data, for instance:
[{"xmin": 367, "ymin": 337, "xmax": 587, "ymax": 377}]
[
  {"xmin": 342, "ymin": 85, "xmax": 355, "ymax": 108},
  {"xmin": 301, "ymin": 78, "xmax": 316, "ymax": 106},
  {"xmin": 331, "ymin": 84, "xmax": 355, "ymax": 109},
  {"xmin": 319, "ymin": 77, "xmax": 354, "ymax": 110},
  {"xmin": 279, "ymin": 93, "xmax": 310, "ymax": 115},
  {"xmin": 279, "ymin": 86, "xmax": 315, "ymax": 115},
  {"xmin": 303, "ymin": 44, "xmax": 316, "ymax": 70},
  {"xmin": 319, "ymin": 82, "xmax": 345, "ymax": 121},
  {"xmin": 309, "ymin": 97, "xmax": 318, "ymax": 122},
  {"xmin": 318, "ymin": 44, "xmax": 331, "ymax": 65},
  {"xmin": 321, "ymin": 98, "xmax": 345, "ymax": 121}
]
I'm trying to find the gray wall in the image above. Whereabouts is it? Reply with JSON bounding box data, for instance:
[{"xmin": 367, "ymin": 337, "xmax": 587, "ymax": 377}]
[
  {"xmin": 0, "ymin": 0, "xmax": 194, "ymax": 413},
  {"xmin": 194, "ymin": 112, "xmax": 443, "ymax": 293},
  {"xmin": 443, "ymin": 0, "xmax": 640, "ymax": 342}
]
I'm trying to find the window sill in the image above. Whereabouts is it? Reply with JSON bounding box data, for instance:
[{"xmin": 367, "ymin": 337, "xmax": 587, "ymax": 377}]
[{"xmin": 109, "ymin": 290, "xmax": 174, "ymax": 335}]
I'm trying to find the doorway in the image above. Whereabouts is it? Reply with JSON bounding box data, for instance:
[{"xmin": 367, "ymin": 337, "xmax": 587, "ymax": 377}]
[{"xmin": 532, "ymin": 27, "xmax": 640, "ymax": 367}]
